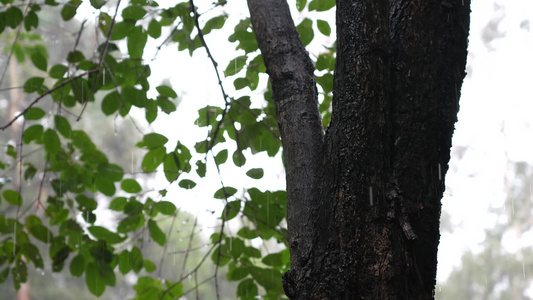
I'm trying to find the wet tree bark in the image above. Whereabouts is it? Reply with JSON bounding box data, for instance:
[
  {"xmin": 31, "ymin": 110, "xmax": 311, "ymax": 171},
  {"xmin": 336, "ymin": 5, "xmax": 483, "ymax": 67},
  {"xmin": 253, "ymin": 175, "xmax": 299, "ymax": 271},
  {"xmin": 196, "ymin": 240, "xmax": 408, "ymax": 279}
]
[{"xmin": 248, "ymin": 0, "xmax": 470, "ymax": 299}]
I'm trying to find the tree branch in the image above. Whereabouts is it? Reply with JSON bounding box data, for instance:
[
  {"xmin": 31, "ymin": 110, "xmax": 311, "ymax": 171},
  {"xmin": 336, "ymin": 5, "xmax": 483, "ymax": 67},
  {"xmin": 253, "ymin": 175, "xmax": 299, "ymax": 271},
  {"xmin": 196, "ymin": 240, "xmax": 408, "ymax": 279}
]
[{"xmin": 247, "ymin": 0, "xmax": 324, "ymax": 271}]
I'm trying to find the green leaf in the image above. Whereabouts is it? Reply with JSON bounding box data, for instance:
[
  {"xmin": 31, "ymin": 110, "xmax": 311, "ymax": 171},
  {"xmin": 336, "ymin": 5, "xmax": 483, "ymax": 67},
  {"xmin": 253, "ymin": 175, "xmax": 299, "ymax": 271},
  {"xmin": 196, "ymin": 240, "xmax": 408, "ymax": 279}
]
[
  {"xmin": 61, "ymin": 0, "xmax": 82, "ymax": 21},
  {"xmin": 237, "ymin": 227, "xmax": 258, "ymax": 239},
  {"xmin": 308, "ymin": 0, "xmax": 335, "ymax": 11},
  {"xmin": 215, "ymin": 149, "xmax": 228, "ymax": 165},
  {"xmin": 85, "ymin": 262, "xmax": 106, "ymax": 296},
  {"xmin": 49, "ymin": 64, "xmax": 68, "ymax": 79},
  {"xmin": 76, "ymin": 194, "xmax": 98, "ymax": 210},
  {"xmin": 23, "ymin": 243, "xmax": 44, "ymax": 269},
  {"xmin": 101, "ymin": 91, "xmax": 121, "ymax": 115},
  {"xmin": 145, "ymin": 99, "xmax": 158, "ymax": 124},
  {"xmin": 23, "ymin": 125, "xmax": 43, "ymax": 144},
  {"xmin": 178, "ymin": 179, "xmax": 196, "ymax": 189},
  {"xmin": 142, "ymin": 133, "xmax": 168, "ymax": 149},
  {"xmin": 224, "ymin": 55, "xmax": 247, "ymax": 77},
  {"xmin": 88, "ymin": 226, "xmax": 126, "ymax": 244},
  {"xmin": 109, "ymin": 197, "xmax": 127, "ymax": 211},
  {"xmin": 23, "ymin": 77, "xmax": 45, "ymax": 93},
  {"xmin": 316, "ymin": 53, "xmax": 335, "ymax": 71},
  {"xmin": 246, "ymin": 168, "xmax": 264, "ymax": 179},
  {"xmin": 28, "ymin": 224, "xmax": 52, "ymax": 243},
  {"xmin": 317, "ymin": 19, "xmax": 331, "ymax": 36},
  {"xmin": 143, "ymin": 259, "xmax": 156, "ymax": 273},
  {"xmin": 118, "ymin": 250, "xmax": 131, "ymax": 275},
  {"xmin": 262, "ymin": 253, "xmax": 283, "ymax": 267},
  {"xmin": 147, "ymin": 19, "xmax": 161, "ymax": 38},
  {"xmin": 121, "ymin": 179, "xmax": 142, "ymax": 193},
  {"xmin": 95, "ymin": 176, "xmax": 116, "ymax": 196},
  {"xmin": 148, "ymin": 220, "xmax": 166, "ymax": 246},
  {"xmin": 43, "ymin": 129, "xmax": 61, "ymax": 155},
  {"xmin": 99, "ymin": 163, "xmax": 124, "ymax": 182},
  {"xmin": 233, "ymin": 151, "xmax": 246, "ymax": 167},
  {"xmin": 211, "ymin": 245, "xmax": 231, "ymax": 266},
  {"xmin": 90, "ymin": 0, "xmax": 105, "ymax": 9},
  {"xmin": 13, "ymin": 260, "xmax": 28, "ymax": 289},
  {"xmin": 25, "ymin": 107, "xmax": 46, "ymax": 120},
  {"xmin": 221, "ymin": 200, "xmax": 241, "ymax": 221},
  {"xmin": 122, "ymin": 86, "xmax": 147, "ymax": 108},
  {"xmin": 156, "ymin": 85, "xmax": 177, "ymax": 98},
  {"xmin": 214, "ymin": 187, "xmax": 237, "ymax": 199},
  {"xmin": 6, "ymin": 144, "xmax": 17, "ymax": 159},
  {"xmin": 3, "ymin": 190, "xmax": 22, "ymax": 206},
  {"xmin": 203, "ymin": 15, "xmax": 226, "ymax": 35},
  {"xmin": 296, "ymin": 18, "xmax": 314, "ymax": 46},
  {"xmin": 110, "ymin": 21, "xmax": 135, "ymax": 40},
  {"xmin": 317, "ymin": 73, "xmax": 334, "ymax": 94},
  {"xmin": 24, "ymin": 163, "xmax": 37, "ymax": 181},
  {"xmin": 248, "ymin": 266, "xmax": 284, "ymax": 294},
  {"xmin": 66, "ymin": 50, "xmax": 84, "ymax": 63},
  {"xmin": 141, "ymin": 147, "xmax": 166, "ymax": 172},
  {"xmin": 70, "ymin": 254, "xmax": 85, "ymax": 277},
  {"xmin": 163, "ymin": 153, "xmax": 180, "ymax": 183},
  {"xmin": 165, "ymin": 280, "xmax": 183, "ymax": 298},
  {"xmin": 296, "ymin": 0, "xmax": 307, "ymax": 11},
  {"xmin": 156, "ymin": 97, "xmax": 177, "ymax": 114},
  {"xmin": 24, "ymin": 10, "xmax": 39, "ymax": 31},
  {"xmin": 31, "ymin": 52, "xmax": 47, "ymax": 71},
  {"xmin": 54, "ymin": 115, "xmax": 72, "ymax": 137},
  {"xmin": 227, "ymin": 267, "xmax": 249, "ymax": 281},
  {"xmin": 196, "ymin": 160, "xmax": 206, "ymax": 177},
  {"xmin": 128, "ymin": 26, "xmax": 148, "ymax": 59},
  {"xmin": 130, "ymin": 246, "xmax": 144, "ymax": 273},
  {"xmin": 237, "ymin": 278, "xmax": 258, "ymax": 298},
  {"xmin": 153, "ymin": 201, "xmax": 176, "ymax": 215},
  {"xmin": 5, "ymin": 7, "xmax": 23, "ymax": 28},
  {"xmin": 122, "ymin": 5, "xmax": 146, "ymax": 20}
]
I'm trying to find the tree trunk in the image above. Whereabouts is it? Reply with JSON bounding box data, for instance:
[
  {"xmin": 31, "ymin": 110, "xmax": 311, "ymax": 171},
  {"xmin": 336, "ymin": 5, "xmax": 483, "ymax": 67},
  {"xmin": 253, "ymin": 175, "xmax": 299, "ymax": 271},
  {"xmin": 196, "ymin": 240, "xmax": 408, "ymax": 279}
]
[{"xmin": 248, "ymin": 0, "xmax": 470, "ymax": 299}]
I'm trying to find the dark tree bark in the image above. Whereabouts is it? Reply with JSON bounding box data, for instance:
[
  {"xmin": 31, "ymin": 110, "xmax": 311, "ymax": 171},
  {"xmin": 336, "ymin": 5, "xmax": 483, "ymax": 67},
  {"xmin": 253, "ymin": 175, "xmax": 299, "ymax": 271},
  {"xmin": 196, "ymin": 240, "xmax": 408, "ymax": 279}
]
[{"xmin": 248, "ymin": 0, "xmax": 470, "ymax": 299}]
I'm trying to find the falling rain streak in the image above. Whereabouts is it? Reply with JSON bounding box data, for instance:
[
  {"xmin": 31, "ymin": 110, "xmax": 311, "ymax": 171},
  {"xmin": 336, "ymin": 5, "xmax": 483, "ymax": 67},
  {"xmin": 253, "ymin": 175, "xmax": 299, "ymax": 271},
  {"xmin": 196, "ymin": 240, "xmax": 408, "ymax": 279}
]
[
  {"xmin": 438, "ymin": 163, "xmax": 442, "ymax": 181},
  {"xmin": 369, "ymin": 186, "xmax": 373, "ymax": 206}
]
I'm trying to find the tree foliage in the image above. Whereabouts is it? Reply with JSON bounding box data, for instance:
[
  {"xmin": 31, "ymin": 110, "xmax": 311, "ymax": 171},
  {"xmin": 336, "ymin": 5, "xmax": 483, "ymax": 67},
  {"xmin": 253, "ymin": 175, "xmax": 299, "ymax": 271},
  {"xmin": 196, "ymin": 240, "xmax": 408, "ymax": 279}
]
[{"xmin": 0, "ymin": 0, "xmax": 334, "ymax": 298}]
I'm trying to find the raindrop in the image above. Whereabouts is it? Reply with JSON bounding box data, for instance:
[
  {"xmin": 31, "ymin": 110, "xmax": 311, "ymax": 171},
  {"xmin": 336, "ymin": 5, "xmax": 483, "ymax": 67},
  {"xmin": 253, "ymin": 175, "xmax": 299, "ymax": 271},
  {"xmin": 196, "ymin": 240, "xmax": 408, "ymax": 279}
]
[
  {"xmin": 267, "ymin": 193, "xmax": 270, "ymax": 222},
  {"xmin": 438, "ymin": 163, "xmax": 442, "ymax": 181},
  {"xmin": 369, "ymin": 186, "xmax": 373, "ymax": 206},
  {"xmin": 523, "ymin": 260, "xmax": 526, "ymax": 279},
  {"xmin": 13, "ymin": 224, "xmax": 17, "ymax": 256}
]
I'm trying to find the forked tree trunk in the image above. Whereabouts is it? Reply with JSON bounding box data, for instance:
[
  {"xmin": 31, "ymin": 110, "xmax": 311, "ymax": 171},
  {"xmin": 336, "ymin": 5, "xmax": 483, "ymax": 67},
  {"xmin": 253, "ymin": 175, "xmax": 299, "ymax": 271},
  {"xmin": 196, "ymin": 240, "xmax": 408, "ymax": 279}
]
[{"xmin": 248, "ymin": 0, "xmax": 470, "ymax": 298}]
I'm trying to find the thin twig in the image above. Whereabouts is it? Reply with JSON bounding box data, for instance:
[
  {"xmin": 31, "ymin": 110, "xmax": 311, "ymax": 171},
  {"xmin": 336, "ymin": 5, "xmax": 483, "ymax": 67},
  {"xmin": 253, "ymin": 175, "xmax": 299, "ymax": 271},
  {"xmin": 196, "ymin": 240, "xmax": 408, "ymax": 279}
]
[
  {"xmin": 76, "ymin": 0, "xmax": 122, "ymax": 121},
  {"xmin": 157, "ymin": 209, "xmax": 180, "ymax": 278},
  {"xmin": 179, "ymin": 215, "xmax": 198, "ymax": 279},
  {"xmin": 189, "ymin": 0, "xmax": 232, "ymax": 155},
  {"xmin": 1, "ymin": 70, "xmax": 99, "ymax": 130}
]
